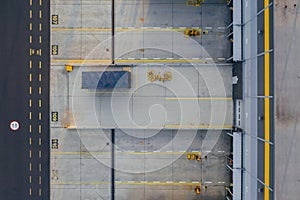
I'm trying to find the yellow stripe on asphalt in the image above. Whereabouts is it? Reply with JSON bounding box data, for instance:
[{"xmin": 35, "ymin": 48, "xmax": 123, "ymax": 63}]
[
  {"xmin": 264, "ymin": 0, "xmax": 270, "ymax": 199},
  {"xmin": 51, "ymin": 151, "xmax": 201, "ymax": 155},
  {"xmin": 51, "ymin": 59, "xmax": 203, "ymax": 64},
  {"xmin": 51, "ymin": 181, "xmax": 201, "ymax": 186},
  {"xmin": 164, "ymin": 124, "xmax": 232, "ymax": 129},
  {"xmin": 51, "ymin": 27, "xmax": 187, "ymax": 32},
  {"xmin": 165, "ymin": 97, "xmax": 232, "ymax": 100}
]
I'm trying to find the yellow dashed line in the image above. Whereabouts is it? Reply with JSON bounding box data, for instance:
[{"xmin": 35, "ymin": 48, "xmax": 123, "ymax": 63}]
[
  {"xmin": 39, "ymin": 36, "xmax": 42, "ymax": 44},
  {"xmin": 39, "ymin": 74, "xmax": 42, "ymax": 82},
  {"xmin": 39, "ymin": 138, "xmax": 42, "ymax": 146},
  {"xmin": 29, "ymin": 10, "xmax": 32, "ymax": 18},
  {"xmin": 29, "ymin": 86, "xmax": 32, "ymax": 94},
  {"xmin": 39, "ymin": 112, "xmax": 42, "ymax": 120},
  {"xmin": 30, "ymin": 0, "xmax": 32, "ymax": 6},
  {"xmin": 29, "ymin": 112, "xmax": 32, "ymax": 120},
  {"xmin": 29, "ymin": 60, "xmax": 32, "ymax": 69},
  {"xmin": 29, "ymin": 163, "xmax": 32, "ymax": 171},
  {"xmin": 29, "ymin": 150, "xmax": 32, "ymax": 158},
  {"xmin": 29, "ymin": 23, "xmax": 32, "ymax": 31},
  {"xmin": 39, "ymin": 61, "xmax": 42, "ymax": 69},
  {"xmin": 39, "ymin": 10, "xmax": 42, "ymax": 19},
  {"xmin": 29, "ymin": 99, "xmax": 32, "ymax": 107},
  {"xmin": 29, "ymin": 73, "xmax": 32, "ymax": 82},
  {"xmin": 29, "ymin": 125, "xmax": 32, "ymax": 133},
  {"xmin": 39, "ymin": 23, "xmax": 42, "ymax": 31},
  {"xmin": 39, "ymin": 99, "xmax": 42, "ymax": 107},
  {"xmin": 39, "ymin": 87, "xmax": 42, "ymax": 95},
  {"xmin": 38, "ymin": 125, "xmax": 42, "ymax": 133}
]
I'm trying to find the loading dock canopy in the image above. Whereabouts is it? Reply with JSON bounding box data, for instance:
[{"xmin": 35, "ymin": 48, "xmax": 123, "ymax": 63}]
[{"xmin": 82, "ymin": 71, "xmax": 131, "ymax": 89}]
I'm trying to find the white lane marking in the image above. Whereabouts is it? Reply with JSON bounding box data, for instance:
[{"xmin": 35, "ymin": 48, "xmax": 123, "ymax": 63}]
[
  {"xmin": 204, "ymin": 181, "xmax": 212, "ymax": 184},
  {"xmin": 153, "ymin": 58, "xmax": 161, "ymax": 60},
  {"xmin": 205, "ymin": 27, "xmax": 212, "ymax": 30}
]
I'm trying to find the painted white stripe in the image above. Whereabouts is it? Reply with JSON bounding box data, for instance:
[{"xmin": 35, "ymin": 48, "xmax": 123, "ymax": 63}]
[
  {"xmin": 128, "ymin": 58, "xmax": 135, "ymax": 60},
  {"xmin": 205, "ymin": 27, "xmax": 212, "ymax": 30},
  {"xmin": 140, "ymin": 58, "xmax": 148, "ymax": 60},
  {"xmin": 192, "ymin": 58, "xmax": 200, "ymax": 60},
  {"xmin": 166, "ymin": 58, "xmax": 174, "ymax": 60},
  {"xmin": 204, "ymin": 181, "xmax": 212, "ymax": 184},
  {"xmin": 218, "ymin": 27, "xmax": 226, "ymax": 30},
  {"xmin": 205, "ymin": 58, "xmax": 213, "ymax": 60},
  {"xmin": 153, "ymin": 58, "xmax": 161, "ymax": 60}
]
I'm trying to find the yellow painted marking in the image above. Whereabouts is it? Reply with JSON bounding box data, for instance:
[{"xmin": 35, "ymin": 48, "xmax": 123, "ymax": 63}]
[
  {"xmin": 39, "ymin": 61, "xmax": 42, "ymax": 68},
  {"xmin": 29, "ymin": 99, "xmax": 32, "ymax": 107},
  {"xmin": 39, "ymin": 164, "xmax": 42, "ymax": 172},
  {"xmin": 29, "ymin": 188, "xmax": 32, "ymax": 196},
  {"xmin": 39, "ymin": 0, "xmax": 42, "ymax": 6},
  {"xmin": 164, "ymin": 124, "xmax": 232, "ymax": 129},
  {"xmin": 39, "ymin": 138, "xmax": 42, "ymax": 146},
  {"xmin": 39, "ymin": 189, "xmax": 42, "ymax": 196},
  {"xmin": 39, "ymin": 99, "xmax": 42, "ymax": 107},
  {"xmin": 29, "ymin": 23, "xmax": 32, "ymax": 31},
  {"xmin": 51, "ymin": 59, "xmax": 203, "ymax": 64},
  {"xmin": 39, "ymin": 74, "xmax": 42, "ymax": 82},
  {"xmin": 29, "ymin": 163, "xmax": 32, "ymax": 171},
  {"xmin": 39, "ymin": 23, "xmax": 42, "ymax": 31},
  {"xmin": 29, "ymin": 60, "xmax": 32, "ymax": 69},
  {"xmin": 39, "ymin": 112, "xmax": 42, "ymax": 120},
  {"xmin": 51, "ymin": 151, "xmax": 202, "ymax": 155},
  {"xmin": 38, "ymin": 87, "xmax": 42, "ymax": 95},
  {"xmin": 29, "ymin": 176, "xmax": 32, "ymax": 183},
  {"xmin": 29, "ymin": 10, "xmax": 32, "ymax": 18},
  {"xmin": 29, "ymin": 86, "xmax": 32, "ymax": 94},
  {"xmin": 29, "ymin": 125, "xmax": 32, "ymax": 133},
  {"xmin": 29, "ymin": 112, "xmax": 32, "ymax": 120},
  {"xmin": 38, "ymin": 125, "xmax": 42, "ymax": 133},
  {"xmin": 166, "ymin": 97, "xmax": 232, "ymax": 100},
  {"xmin": 39, "ymin": 10, "xmax": 42, "ymax": 19},
  {"xmin": 29, "ymin": 73, "xmax": 32, "ymax": 82},
  {"xmin": 39, "ymin": 36, "xmax": 42, "ymax": 44},
  {"xmin": 29, "ymin": 35, "xmax": 32, "ymax": 44},
  {"xmin": 51, "ymin": 27, "xmax": 187, "ymax": 32},
  {"xmin": 29, "ymin": 137, "xmax": 32, "ymax": 145},
  {"xmin": 29, "ymin": 150, "xmax": 32, "ymax": 158},
  {"xmin": 30, "ymin": 0, "xmax": 32, "ymax": 6},
  {"xmin": 52, "ymin": 181, "xmax": 201, "ymax": 186},
  {"xmin": 39, "ymin": 150, "xmax": 42, "ymax": 158},
  {"xmin": 264, "ymin": 0, "xmax": 270, "ymax": 199}
]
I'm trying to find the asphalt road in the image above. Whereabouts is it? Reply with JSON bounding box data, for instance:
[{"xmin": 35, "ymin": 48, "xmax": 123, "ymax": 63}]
[{"xmin": 0, "ymin": 0, "xmax": 49, "ymax": 199}]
